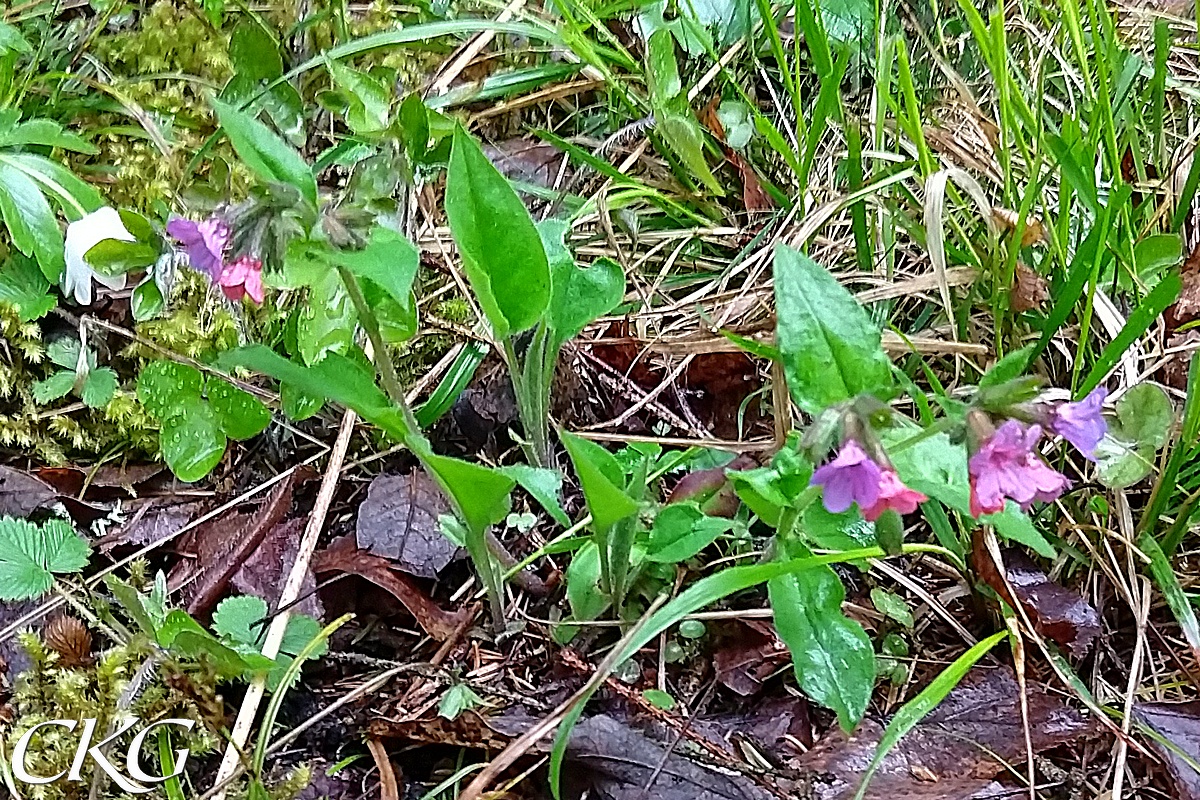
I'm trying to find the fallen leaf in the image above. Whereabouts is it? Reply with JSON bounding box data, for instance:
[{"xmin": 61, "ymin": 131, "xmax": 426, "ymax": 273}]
[
  {"xmin": 565, "ymin": 714, "xmax": 774, "ymax": 800},
  {"xmin": 232, "ymin": 517, "xmax": 324, "ymax": 620},
  {"xmin": 313, "ymin": 535, "xmax": 469, "ymax": 641},
  {"xmin": 0, "ymin": 466, "xmax": 56, "ymax": 518},
  {"xmin": 731, "ymin": 153, "xmax": 773, "ymax": 213},
  {"xmin": 483, "ymin": 139, "xmax": 570, "ymax": 191},
  {"xmin": 1133, "ymin": 701, "xmax": 1200, "ymax": 800},
  {"xmin": 99, "ymin": 500, "xmax": 204, "ymax": 552},
  {"xmin": 991, "ymin": 207, "xmax": 1047, "ymax": 247},
  {"xmin": 357, "ymin": 472, "xmax": 458, "ymax": 579},
  {"xmin": 692, "ymin": 695, "xmax": 812, "ymax": 756},
  {"xmin": 1163, "ymin": 330, "xmax": 1200, "ymax": 389},
  {"xmin": 972, "ymin": 537, "xmax": 1100, "ymax": 657},
  {"xmin": 797, "ymin": 667, "xmax": 1093, "ymax": 799},
  {"xmin": 1011, "ymin": 263, "xmax": 1049, "ymax": 314},
  {"xmin": 171, "ymin": 471, "xmax": 308, "ymax": 617},
  {"xmin": 712, "ymin": 619, "xmax": 790, "ymax": 696}
]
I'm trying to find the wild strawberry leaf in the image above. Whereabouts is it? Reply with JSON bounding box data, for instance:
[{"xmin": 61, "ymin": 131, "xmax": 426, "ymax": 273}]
[{"xmin": 0, "ymin": 517, "xmax": 91, "ymax": 601}]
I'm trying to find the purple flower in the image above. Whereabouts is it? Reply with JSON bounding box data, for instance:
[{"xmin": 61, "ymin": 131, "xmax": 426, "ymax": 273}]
[
  {"xmin": 811, "ymin": 440, "xmax": 883, "ymax": 514},
  {"xmin": 167, "ymin": 216, "xmax": 230, "ymax": 278},
  {"xmin": 1047, "ymin": 387, "xmax": 1107, "ymax": 460},
  {"xmin": 969, "ymin": 420, "xmax": 1069, "ymax": 516}
]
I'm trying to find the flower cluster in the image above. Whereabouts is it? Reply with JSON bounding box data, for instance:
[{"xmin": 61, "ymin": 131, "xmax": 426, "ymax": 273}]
[
  {"xmin": 810, "ymin": 388, "xmax": 1108, "ymax": 522},
  {"xmin": 811, "ymin": 440, "xmax": 927, "ymax": 522},
  {"xmin": 167, "ymin": 216, "xmax": 264, "ymax": 304},
  {"xmin": 966, "ymin": 387, "xmax": 1107, "ymax": 516}
]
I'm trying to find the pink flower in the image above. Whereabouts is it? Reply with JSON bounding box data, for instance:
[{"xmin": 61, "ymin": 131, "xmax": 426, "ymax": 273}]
[
  {"xmin": 1046, "ymin": 387, "xmax": 1107, "ymax": 460},
  {"xmin": 167, "ymin": 216, "xmax": 230, "ymax": 279},
  {"xmin": 862, "ymin": 470, "xmax": 927, "ymax": 521},
  {"xmin": 811, "ymin": 441, "xmax": 925, "ymax": 520},
  {"xmin": 968, "ymin": 420, "xmax": 1069, "ymax": 516},
  {"xmin": 218, "ymin": 255, "xmax": 264, "ymax": 304}
]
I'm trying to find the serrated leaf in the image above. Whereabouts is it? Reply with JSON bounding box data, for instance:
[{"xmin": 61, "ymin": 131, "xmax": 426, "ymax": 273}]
[
  {"xmin": 213, "ymin": 595, "xmax": 269, "ymax": 647},
  {"xmin": 0, "ymin": 255, "xmax": 56, "ymax": 321},
  {"xmin": 0, "ymin": 517, "xmax": 91, "ymax": 601},
  {"xmin": 32, "ymin": 371, "xmax": 76, "ymax": 404},
  {"xmin": 81, "ymin": 368, "xmax": 117, "ymax": 408}
]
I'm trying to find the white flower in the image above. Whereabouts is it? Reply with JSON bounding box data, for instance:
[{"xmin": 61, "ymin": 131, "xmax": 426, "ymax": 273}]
[{"xmin": 62, "ymin": 207, "xmax": 135, "ymax": 306}]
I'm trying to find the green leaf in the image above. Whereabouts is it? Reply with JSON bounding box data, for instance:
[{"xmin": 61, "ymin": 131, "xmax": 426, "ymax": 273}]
[
  {"xmin": 438, "ymin": 683, "xmax": 485, "ymax": 720},
  {"xmin": 104, "ymin": 575, "xmax": 159, "ymax": 638},
  {"xmin": 445, "ymin": 125, "xmax": 550, "ymax": 337},
  {"xmin": 84, "ymin": 238, "xmax": 160, "ymax": 277},
  {"xmin": 498, "ymin": 464, "xmax": 571, "ymax": 527},
  {"xmin": 132, "ymin": 275, "xmax": 165, "ymax": 322},
  {"xmin": 229, "ymin": 20, "xmax": 283, "ymax": 81},
  {"xmin": 211, "ymin": 97, "xmax": 318, "ymax": 208},
  {"xmin": 316, "ymin": 227, "xmax": 420, "ymax": 315},
  {"xmin": 642, "ymin": 689, "xmax": 677, "ymax": 710},
  {"xmin": 560, "ymin": 431, "xmax": 639, "ymax": 532},
  {"xmin": 0, "ymin": 517, "xmax": 91, "ymax": 601},
  {"xmin": 1095, "ymin": 435, "xmax": 1155, "ymax": 489},
  {"xmin": 646, "ymin": 502, "xmax": 732, "ymax": 562},
  {"xmin": 565, "ymin": 541, "xmax": 610, "ymax": 622},
  {"xmin": 0, "ymin": 118, "xmax": 97, "ymax": 154},
  {"xmin": 137, "ymin": 361, "xmax": 204, "ymax": 419},
  {"xmin": 425, "ymin": 454, "xmax": 515, "ymax": 535},
  {"xmin": 541, "ymin": 220, "xmax": 625, "ymax": 348},
  {"xmin": 208, "ymin": 379, "xmax": 271, "ymax": 440},
  {"xmin": 656, "ymin": 111, "xmax": 722, "ymax": 194},
  {"xmin": 213, "ymin": 595, "xmax": 269, "ymax": 647},
  {"xmin": 81, "ymin": 367, "xmax": 118, "ymax": 408},
  {"xmin": 0, "ymin": 161, "xmax": 66, "ymax": 281},
  {"xmin": 32, "ymin": 371, "xmax": 76, "ymax": 404},
  {"xmin": 769, "ymin": 559, "xmax": 875, "ymax": 731},
  {"xmin": 298, "ymin": 268, "xmax": 356, "ymax": 365},
  {"xmin": 819, "ymin": 0, "xmax": 875, "ymax": 56},
  {"xmin": 979, "ymin": 346, "xmax": 1033, "ymax": 388},
  {"xmin": 3, "ymin": 153, "xmax": 104, "ymax": 218},
  {"xmin": 774, "ymin": 244, "xmax": 892, "ymax": 414},
  {"xmin": 282, "ymin": 383, "xmax": 324, "ymax": 421},
  {"xmin": 646, "ymin": 29, "xmax": 682, "ymax": 103},
  {"xmin": 0, "ymin": 255, "xmax": 56, "ymax": 321},
  {"xmin": 870, "ymin": 587, "xmax": 914, "ymax": 627},
  {"xmin": 0, "ymin": 22, "xmax": 32, "ymax": 54},
  {"xmin": 160, "ymin": 399, "xmax": 227, "ymax": 482},
  {"xmin": 851, "ymin": 631, "xmax": 1008, "ymax": 800},
  {"xmin": 219, "ymin": 345, "xmax": 412, "ymax": 441},
  {"xmin": 325, "ymin": 59, "xmax": 391, "ymax": 134},
  {"xmin": 1114, "ymin": 383, "xmax": 1173, "ymax": 450},
  {"xmin": 157, "ymin": 610, "xmax": 275, "ymax": 681}
]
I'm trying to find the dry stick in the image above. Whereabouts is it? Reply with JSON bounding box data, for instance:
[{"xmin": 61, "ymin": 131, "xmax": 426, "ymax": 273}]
[
  {"xmin": 367, "ymin": 738, "xmax": 401, "ymax": 800},
  {"xmin": 429, "ymin": 0, "xmax": 528, "ymax": 95},
  {"xmin": 210, "ymin": 407, "xmax": 358, "ymax": 800}
]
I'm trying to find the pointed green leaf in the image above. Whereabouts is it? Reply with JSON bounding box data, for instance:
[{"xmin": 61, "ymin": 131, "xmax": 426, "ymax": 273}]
[
  {"xmin": 541, "ymin": 220, "xmax": 625, "ymax": 347},
  {"xmin": 0, "ymin": 161, "xmax": 65, "ymax": 281},
  {"xmin": 211, "ymin": 97, "xmax": 317, "ymax": 207},
  {"xmin": 425, "ymin": 454, "xmax": 515, "ymax": 535},
  {"xmin": 445, "ymin": 125, "xmax": 550, "ymax": 337},
  {"xmin": 560, "ymin": 431, "xmax": 639, "ymax": 532},
  {"xmin": 774, "ymin": 243, "xmax": 892, "ymax": 414}
]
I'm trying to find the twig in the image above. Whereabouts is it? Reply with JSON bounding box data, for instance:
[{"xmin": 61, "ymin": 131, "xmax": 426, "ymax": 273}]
[{"xmin": 209, "ymin": 407, "xmax": 358, "ymax": 799}]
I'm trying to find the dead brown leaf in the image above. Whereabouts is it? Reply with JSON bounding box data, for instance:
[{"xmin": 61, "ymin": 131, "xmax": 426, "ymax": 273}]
[
  {"xmin": 483, "ymin": 138, "xmax": 570, "ymax": 191},
  {"xmin": 232, "ymin": 517, "xmax": 324, "ymax": 619},
  {"xmin": 357, "ymin": 472, "xmax": 458, "ymax": 579},
  {"xmin": 1134, "ymin": 701, "xmax": 1200, "ymax": 800},
  {"xmin": 972, "ymin": 537, "xmax": 1100, "ymax": 658},
  {"xmin": 798, "ymin": 667, "xmax": 1093, "ymax": 799},
  {"xmin": 99, "ymin": 499, "xmax": 204, "ymax": 552},
  {"xmin": 991, "ymin": 207, "xmax": 1047, "ymax": 247},
  {"xmin": 0, "ymin": 466, "xmax": 56, "ymax": 518},
  {"xmin": 313, "ymin": 535, "xmax": 469, "ymax": 641},
  {"xmin": 171, "ymin": 470, "xmax": 308, "ymax": 617},
  {"xmin": 712, "ymin": 620, "xmax": 790, "ymax": 696},
  {"xmin": 1011, "ymin": 263, "xmax": 1050, "ymax": 314}
]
